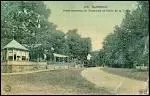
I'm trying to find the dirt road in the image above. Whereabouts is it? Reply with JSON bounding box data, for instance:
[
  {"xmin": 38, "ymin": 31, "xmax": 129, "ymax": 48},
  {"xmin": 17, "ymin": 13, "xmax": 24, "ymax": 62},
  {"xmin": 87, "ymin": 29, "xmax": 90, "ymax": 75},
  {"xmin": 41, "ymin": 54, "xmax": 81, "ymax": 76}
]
[{"xmin": 81, "ymin": 67, "xmax": 146, "ymax": 95}]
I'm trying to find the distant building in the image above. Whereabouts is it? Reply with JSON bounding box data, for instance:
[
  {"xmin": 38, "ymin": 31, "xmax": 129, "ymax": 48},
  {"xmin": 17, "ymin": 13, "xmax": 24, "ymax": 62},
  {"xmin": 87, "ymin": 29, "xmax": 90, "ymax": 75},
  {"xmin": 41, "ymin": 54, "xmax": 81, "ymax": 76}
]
[{"xmin": 53, "ymin": 53, "xmax": 69, "ymax": 64}]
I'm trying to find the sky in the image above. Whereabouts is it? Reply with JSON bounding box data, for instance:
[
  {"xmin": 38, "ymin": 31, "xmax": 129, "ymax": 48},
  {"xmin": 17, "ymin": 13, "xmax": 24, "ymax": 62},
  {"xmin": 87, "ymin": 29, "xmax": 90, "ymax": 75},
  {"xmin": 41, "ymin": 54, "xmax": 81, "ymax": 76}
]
[{"xmin": 44, "ymin": 1, "xmax": 137, "ymax": 51}]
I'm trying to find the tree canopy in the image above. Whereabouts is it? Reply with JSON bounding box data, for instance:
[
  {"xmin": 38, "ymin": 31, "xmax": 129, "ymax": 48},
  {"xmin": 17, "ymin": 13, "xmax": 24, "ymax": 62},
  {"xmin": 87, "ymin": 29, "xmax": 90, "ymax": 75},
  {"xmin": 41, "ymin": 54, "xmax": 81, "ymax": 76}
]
[
  {"xmin": 1, "ymin": 1, "xmax": 92, "ymax": 62},
  {"xmin": 92, "ymin": 1, "xmax": 149, "ymax": 68}
]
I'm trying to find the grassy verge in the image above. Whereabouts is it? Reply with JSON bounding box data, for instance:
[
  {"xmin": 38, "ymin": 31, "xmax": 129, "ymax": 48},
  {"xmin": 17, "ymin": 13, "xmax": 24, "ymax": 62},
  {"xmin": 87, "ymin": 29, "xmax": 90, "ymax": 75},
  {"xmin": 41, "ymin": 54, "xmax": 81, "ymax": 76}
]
[
  {"xmin": 101, "ymin": 67, "xmax": 149, "ymax": 81},
  {"xmin": 1, "ymin": 69, "xmax": 111, "ymax": 95}
]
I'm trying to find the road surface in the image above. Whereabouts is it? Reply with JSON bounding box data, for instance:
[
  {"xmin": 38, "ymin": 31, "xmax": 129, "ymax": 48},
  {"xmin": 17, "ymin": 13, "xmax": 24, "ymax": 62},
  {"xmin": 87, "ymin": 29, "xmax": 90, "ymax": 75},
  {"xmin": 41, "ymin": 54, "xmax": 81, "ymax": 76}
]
[{"xmin": 81, "ymin": 67, "xmax": 146, "ymax": 95}]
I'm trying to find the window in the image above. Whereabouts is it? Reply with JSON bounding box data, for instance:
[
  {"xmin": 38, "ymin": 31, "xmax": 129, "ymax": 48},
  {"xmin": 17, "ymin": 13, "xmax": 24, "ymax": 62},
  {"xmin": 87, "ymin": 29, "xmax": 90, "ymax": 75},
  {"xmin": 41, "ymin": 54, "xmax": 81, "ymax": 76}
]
[
  {"xmin": 22, "ymin": 56, "xmax": 26, "ymax": 60},
  {"xmin": 8, "ymin": 56, "xmax": 13, "ymax": 60},
  {"xmin": 17, "ymin": 56, "xmax": 20, "ymax": 60}
]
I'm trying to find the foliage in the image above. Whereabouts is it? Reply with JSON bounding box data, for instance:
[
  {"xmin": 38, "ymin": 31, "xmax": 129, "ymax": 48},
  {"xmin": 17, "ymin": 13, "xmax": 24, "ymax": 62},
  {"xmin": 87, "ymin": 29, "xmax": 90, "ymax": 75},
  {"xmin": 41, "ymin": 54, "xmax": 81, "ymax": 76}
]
[
  {"xmin": 66, "ymin": 29, "xmax": 92, "ymax": 63},
  {"xmin": 92, "ymin": 1, "xmax": 149, "ymax": 68},
  {"xmin": 1, "ymin": 1, "xmax": 51, "ymax": 45},
  {"xmin": 1, "ymin": 1, "xmax": 92, "ymax": 62}
]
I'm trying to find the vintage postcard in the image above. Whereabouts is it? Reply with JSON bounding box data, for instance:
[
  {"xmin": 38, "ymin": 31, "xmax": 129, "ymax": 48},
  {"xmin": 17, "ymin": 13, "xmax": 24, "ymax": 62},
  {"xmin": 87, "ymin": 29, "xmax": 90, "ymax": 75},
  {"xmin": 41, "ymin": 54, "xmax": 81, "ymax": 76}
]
[{"xmin": 1, "ymin": 1, "xmax": 149, "ymax": 95}]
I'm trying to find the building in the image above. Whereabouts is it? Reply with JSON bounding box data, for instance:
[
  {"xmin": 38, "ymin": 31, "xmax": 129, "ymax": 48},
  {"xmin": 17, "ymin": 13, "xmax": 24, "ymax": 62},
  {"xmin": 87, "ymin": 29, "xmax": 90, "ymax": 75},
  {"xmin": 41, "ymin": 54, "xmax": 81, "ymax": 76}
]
[
  {"xmin": 1, "ymin": 39, "xmax": 29, "ymax": 61},
  {"xmin": 1, "ymin": 39, "xmax": 30, "ymax": 72},
  {"xmin": 53, "ymin": 53, "xmax": 69, "ymax": 64}
]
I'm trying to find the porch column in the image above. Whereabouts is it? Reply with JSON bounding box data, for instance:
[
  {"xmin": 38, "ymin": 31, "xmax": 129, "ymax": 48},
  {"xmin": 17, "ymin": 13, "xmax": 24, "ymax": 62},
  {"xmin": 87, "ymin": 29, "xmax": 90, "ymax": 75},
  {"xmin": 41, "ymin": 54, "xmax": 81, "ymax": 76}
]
[
  {"xmin": 26, "ymin": 51, "xmax": 28, "ymax": 61},
  {"xmin": 68, "ymin": 57, "xmax": 69, "ymax": 68},
  {"xmin": 67, "ymin": 57, "xmax": 69, "ymax": 63},
  {"xmin": 54, "ymin": 56, "xmax": 56, "ymax": 63},
  {"xmin": 20, "ymin": 51, "xmax": 22, "ymax": 61},
  {"xmin": 6, "ymin": 48, "xmax": 8, "ymax": 60},
  {"xmin": 12, "ymin": 49, "xmax": 14, "ymax": 61},
  {"xmin": 63, "ymin": 57, "xmax": 64, "ymax": 64},
  {"xmin": 27, "ymin": 52, "xmax": 29, "ymax": 61}
]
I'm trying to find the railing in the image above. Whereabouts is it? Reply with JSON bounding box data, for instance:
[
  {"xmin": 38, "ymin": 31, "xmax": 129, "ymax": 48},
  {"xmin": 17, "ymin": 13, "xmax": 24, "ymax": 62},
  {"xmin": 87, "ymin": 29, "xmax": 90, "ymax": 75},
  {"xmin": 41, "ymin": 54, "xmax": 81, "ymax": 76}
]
[{"xmin": 136, "ymin": 66, "xmax": 148, "ymax": 71}]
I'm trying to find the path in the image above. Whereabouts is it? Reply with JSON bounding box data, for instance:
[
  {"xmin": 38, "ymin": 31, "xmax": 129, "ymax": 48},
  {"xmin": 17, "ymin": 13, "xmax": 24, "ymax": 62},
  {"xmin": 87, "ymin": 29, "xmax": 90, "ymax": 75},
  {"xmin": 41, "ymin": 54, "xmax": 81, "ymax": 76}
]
[{"xmin": 81, "ymin": 67, "xmax": 146, "ymax": 95}]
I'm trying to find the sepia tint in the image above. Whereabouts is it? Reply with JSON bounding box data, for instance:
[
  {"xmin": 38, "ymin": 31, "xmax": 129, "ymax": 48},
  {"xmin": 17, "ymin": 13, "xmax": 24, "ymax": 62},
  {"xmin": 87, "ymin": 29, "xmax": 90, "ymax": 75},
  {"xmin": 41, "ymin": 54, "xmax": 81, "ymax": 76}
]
[{"xmin": 1, "ymin": 1, "xmax": 149, "ymax": 95}]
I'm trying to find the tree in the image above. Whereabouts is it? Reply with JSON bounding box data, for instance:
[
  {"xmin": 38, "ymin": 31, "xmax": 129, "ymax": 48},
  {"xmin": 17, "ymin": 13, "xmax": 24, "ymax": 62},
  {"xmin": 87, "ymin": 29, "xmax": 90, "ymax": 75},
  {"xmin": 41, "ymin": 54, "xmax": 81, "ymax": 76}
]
[
  {"xmin": 90, "ymin": 49, "xmax": 105, "ymax": 67},
  {"xmin": 50, "ymin": 30, "xmax": 70, "ymax": 55},
  {"xmin": 97, "ymin": 1, "xmax": 149, "ymax": 68},
  {"xmin": 1, "ymin": 1, "xmax": 53, "ymax": 61},
  {"xmin": 1, "ymin": 1, "xmax": 92, "ymax": 63},
  {"xmin": 66, "ymin": 29, "xmax": 92, "ymax": 63},
  {"xmin": 66, "ymin": 29, "xmax": 81, "ymax": 58},
  {"xmin": 1, "ymin": 1, "xmax": 51, "ymax": 46}
]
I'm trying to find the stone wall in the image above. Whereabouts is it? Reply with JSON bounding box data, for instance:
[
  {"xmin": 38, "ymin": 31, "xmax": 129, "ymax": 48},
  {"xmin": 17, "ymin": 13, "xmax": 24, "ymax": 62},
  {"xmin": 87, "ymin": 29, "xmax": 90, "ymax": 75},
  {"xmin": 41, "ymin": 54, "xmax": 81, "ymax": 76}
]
[
  {"xmin": 1, "ymin": 61, "xmax": 82, "ymax": 73},
  {"xmin": 1, "ymin": 61, "xmax": 47, "ymax": 73}
]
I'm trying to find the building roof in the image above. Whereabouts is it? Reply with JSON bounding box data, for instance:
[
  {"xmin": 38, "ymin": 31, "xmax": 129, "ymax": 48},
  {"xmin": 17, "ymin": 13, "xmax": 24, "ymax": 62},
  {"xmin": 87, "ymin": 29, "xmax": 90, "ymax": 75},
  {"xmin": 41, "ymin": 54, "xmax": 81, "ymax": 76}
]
[
  {"xmin": 53, "ymin": 53, "xmax": 69, "ymax": 58},
  {"xmin": 22, "ymin": 44, "xmax": 42, "ymax": 48},
  {"xmin": 2, "ymin": 39, "xmax": 29, "ymax": 51}
]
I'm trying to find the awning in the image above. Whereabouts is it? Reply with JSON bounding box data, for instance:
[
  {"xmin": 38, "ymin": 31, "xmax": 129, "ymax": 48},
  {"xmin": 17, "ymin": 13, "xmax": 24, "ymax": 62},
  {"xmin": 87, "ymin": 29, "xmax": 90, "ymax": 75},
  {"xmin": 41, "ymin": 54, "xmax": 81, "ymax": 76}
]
[{"xmin": 53, "ymin": 53, "xmax": 69, "ymax": 57}]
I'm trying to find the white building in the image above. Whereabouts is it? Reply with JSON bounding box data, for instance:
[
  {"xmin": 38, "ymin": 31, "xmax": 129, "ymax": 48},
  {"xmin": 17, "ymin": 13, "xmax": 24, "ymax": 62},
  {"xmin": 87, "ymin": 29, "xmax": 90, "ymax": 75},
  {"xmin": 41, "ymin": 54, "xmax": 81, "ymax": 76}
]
[{"xmin": 1, "ymin": 39, "xmax": 29, "ymax": 61}]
